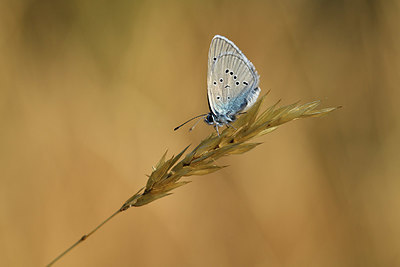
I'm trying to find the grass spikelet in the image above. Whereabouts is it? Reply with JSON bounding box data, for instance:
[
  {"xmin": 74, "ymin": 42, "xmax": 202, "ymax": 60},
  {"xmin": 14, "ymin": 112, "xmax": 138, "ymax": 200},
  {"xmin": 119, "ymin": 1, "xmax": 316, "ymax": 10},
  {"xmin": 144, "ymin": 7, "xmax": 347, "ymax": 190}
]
[{"xmin": 120, "ymin": 95, "xmax": 340, "ymax": 210}]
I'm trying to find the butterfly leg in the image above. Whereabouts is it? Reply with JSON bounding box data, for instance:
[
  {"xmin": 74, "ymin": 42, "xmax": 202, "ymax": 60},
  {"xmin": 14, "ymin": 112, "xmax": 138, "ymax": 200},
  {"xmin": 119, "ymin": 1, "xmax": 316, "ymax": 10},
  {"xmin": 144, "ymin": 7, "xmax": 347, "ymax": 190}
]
[
  {"xmin": 214, "ymin": 125, "xmax": 220, "ymax": 136},
  {"xmin": 227, "ymin": 123, "xmax": 237, "ymax": 130}
]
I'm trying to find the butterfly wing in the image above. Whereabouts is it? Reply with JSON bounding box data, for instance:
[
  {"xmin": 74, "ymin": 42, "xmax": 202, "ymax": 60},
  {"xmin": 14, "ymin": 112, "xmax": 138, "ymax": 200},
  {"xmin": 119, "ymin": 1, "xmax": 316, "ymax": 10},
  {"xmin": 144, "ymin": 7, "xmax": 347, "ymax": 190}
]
[
  {"xmin": 207, "ymin": 35, "xmax": 260, "ymax": 116},
  {"xmin": 208, "ymin": 35, "xmax": 246, "ymax": 79}
]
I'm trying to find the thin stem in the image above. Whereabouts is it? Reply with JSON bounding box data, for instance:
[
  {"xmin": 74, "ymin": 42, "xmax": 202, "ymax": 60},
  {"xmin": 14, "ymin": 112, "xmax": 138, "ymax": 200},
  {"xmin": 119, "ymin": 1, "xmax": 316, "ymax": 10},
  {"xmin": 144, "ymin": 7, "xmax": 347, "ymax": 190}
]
[{"xmin": 46, "ymin": 209, "xmax": 122, "ymax": 267}]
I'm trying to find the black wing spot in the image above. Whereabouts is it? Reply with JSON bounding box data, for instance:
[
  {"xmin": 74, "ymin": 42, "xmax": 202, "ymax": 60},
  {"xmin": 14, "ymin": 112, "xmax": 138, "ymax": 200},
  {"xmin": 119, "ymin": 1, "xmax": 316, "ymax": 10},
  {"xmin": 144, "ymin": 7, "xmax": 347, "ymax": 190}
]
[
  {"xmin": 225, "ymin": 69, "xmax": 229, "ymax": 73},
  {"xmin": 227, "ymin": 96, "xmax": 231, "ymax": 100},
  {"xmin": 243, "ymin": 81, "xmax": 249, "ymax": 86},
  {"xmin": 219, "ymin": 78, "xmax": 223, "ymax": 83},
  {"xmin": 230, "ymin": 72, "xmax": 233, "ymax": 75},
  {"xmin": 233, "ymin": 75, "xmax": 237, "ymax": 80},
  {"xmin": 235, "ymin": 81, "xmax": 240, "ymax": 86},
  {"xmin": 216, "ymin": 96, "xmax": 221, "ymax": 100},
  {"xmin": 213, "ymin": 57, "xmax": 217, "ymax": 61}
]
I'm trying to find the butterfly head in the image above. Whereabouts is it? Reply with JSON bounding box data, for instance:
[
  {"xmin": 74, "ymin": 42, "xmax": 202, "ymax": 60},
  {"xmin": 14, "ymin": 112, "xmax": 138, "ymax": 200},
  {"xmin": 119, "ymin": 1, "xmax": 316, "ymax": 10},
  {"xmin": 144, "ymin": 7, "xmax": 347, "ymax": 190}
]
[
  {"xmin": 204, "ymin": 112, "xmax": 236, "ymax": 127},
  {"xmin": 204, "ymin": 113, "xmax": 215, "ymax": 125}
]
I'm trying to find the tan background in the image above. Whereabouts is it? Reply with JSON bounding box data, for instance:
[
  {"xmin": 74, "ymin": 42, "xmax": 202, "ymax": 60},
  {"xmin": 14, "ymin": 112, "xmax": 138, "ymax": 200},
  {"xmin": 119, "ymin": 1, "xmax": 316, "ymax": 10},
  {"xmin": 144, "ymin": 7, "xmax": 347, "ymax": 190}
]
[{"xmin": 1, "ymin": 0, "xmax": 399, "ymax": 266}]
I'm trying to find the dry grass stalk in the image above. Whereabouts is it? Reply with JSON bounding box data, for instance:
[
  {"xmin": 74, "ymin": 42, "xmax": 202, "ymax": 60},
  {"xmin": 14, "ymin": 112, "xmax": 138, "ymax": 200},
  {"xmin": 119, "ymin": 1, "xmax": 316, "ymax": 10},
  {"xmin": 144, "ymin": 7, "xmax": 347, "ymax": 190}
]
[
  {"xmin": 121, "ymin": 92, "xmax": 339, "ymax": 209},
  {"xmin": 47, "ymin": 93, "xmax": 339, "ymax": 266}
]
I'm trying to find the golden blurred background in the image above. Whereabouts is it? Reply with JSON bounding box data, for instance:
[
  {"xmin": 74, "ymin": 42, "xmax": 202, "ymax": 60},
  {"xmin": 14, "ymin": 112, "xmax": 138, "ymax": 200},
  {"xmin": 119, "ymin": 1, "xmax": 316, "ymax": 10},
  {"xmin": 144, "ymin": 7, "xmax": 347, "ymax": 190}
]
[{"xmin": 1, "ymin": 0, "xmax": 399, "ymax": 266}]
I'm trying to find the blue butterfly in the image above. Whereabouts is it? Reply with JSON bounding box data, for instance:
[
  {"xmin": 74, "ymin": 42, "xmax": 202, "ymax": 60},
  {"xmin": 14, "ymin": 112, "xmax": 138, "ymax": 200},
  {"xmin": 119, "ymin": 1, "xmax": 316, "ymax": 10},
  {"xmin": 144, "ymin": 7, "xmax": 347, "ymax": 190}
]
[{"xmin": 175, "ymin": 35, "xmax": 260, "ymax": 135}]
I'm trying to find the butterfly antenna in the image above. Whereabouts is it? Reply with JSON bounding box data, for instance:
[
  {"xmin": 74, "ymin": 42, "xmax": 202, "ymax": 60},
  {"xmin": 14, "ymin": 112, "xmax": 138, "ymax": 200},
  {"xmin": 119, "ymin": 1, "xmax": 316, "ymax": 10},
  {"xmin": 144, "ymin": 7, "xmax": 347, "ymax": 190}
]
[
  {"xmin": 174, "ymin": 114, "xmax": 208, "ymax": 131},
  {"xmin": 189, "ymin": 117, "xmax": 204, "ymax": 132}
]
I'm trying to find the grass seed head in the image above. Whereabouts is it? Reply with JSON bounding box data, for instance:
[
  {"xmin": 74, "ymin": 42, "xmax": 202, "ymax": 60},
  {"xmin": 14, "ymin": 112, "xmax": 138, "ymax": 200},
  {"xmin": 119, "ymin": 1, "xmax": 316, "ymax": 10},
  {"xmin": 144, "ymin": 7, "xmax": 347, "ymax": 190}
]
[{"xmin": 121, "ymin": 95, "xmax": 340, "ymax": 209}]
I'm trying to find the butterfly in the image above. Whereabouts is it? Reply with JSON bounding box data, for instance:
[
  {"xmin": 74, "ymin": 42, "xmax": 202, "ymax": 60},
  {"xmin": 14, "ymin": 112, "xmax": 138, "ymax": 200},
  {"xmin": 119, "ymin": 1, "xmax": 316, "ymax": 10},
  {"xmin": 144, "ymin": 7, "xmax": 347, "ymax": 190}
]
[{"xmin": 175, "ymin": 35, "xmax": 260, "ymax": 135}]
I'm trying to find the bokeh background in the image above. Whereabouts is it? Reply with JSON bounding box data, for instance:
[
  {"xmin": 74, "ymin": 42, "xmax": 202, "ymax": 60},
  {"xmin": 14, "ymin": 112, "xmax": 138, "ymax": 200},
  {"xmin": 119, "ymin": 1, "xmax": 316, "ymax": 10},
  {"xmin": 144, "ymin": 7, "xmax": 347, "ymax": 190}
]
[{"xmin": 1, "ymin": 0, "xmax": 399, "ymax": 266}]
